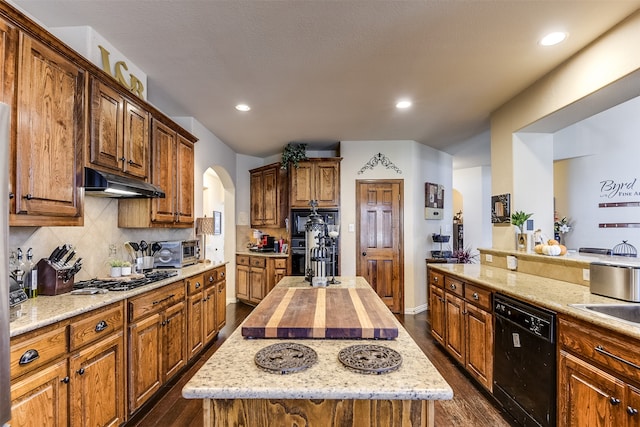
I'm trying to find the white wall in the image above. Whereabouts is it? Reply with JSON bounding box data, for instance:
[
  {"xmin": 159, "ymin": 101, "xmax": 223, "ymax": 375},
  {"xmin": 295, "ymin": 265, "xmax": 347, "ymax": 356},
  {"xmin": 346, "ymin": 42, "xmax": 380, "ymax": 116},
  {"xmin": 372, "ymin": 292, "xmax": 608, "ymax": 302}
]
[
  {"xmin": 552, "ymin": 95, "xmax": 640, "ymax": 251},
  {"xmin": 452, "ymin": 166, "xmax": 492, "ymax": 253},
  {"xmin": 340, "ymin": 140, "xmax": 452, "ymax": 313}
]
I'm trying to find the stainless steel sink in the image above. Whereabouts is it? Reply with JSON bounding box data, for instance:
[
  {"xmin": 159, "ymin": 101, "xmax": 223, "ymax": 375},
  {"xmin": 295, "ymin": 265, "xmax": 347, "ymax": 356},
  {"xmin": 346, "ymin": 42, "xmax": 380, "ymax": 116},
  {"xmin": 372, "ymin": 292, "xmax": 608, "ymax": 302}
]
[{"xmin": 570, "ymin": 303, "xmax": 640, "ymax": 324}]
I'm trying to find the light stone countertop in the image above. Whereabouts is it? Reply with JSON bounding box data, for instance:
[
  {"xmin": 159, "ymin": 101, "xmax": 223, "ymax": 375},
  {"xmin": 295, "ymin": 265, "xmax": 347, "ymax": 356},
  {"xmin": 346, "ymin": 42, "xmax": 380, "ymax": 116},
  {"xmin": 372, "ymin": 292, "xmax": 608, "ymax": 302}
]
[
  {"xmin": 427, "ymin": 263, "xmax": 640, "ymax": 341},
  {"xmin": 9, "ymin": 262, "xmax": 227, "ymax": 337},
  {"xmin": 182, "ymin": 276, "xmax": 453, "ymax": 401}
]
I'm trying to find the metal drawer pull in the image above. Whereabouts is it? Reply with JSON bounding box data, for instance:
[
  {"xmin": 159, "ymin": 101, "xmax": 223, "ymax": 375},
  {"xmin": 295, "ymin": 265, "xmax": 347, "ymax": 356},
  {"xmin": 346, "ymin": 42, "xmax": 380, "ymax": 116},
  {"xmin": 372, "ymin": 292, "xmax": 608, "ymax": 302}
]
[
  {"xmin": 610, "ymin": 397, "xmax": 621, "ymax": 406},
  {"xmin": 77, "ymin": 368, "xmax": 85, "ymax": 375},
  {"xmin": 152, "ymin": 294, "xmax": 176, "ymax": 305},
  {"xmin": 195, "ymin": 281, "xmax": 201, "ymax": 289},
  {"xmin": 450, "ymin": 283, "xmax": 456, "ymax": 290},
  {"xmin": 628, "ymin": 407, "xmax": 638, "ymax": 416},
  {"xmin": 595, "ymin": 345, "xmax": 640, "ymax": 370},
  {"xmin": 95, "ymin": 320, "xmax": 108, "ymax": 332},
  {"xmin": 472, "ymin": 292, "xmax": 479, "ymax": 300},
  {"xmin": 19, "ymin": 349, "xmax": 40, "ymax": 365},
  {"xmin": 61, "ymin": 376, "xmax": 70, "ymax": 384}
]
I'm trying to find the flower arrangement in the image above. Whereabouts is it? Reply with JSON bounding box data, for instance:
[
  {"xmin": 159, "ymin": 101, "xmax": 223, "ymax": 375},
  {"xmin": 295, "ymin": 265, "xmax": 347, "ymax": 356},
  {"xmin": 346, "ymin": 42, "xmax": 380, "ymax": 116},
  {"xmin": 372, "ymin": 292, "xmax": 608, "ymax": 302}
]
[
  {"xmin": 511, "ymin": 210, "xmax": 533, "ymax": 233},
  {"xmin": 452, "ymin": 246, "xmax": 479, "ymax": 264},
  {"xmin": 554, "ymin": 217, "xmax": 572, "ymax": 235}
]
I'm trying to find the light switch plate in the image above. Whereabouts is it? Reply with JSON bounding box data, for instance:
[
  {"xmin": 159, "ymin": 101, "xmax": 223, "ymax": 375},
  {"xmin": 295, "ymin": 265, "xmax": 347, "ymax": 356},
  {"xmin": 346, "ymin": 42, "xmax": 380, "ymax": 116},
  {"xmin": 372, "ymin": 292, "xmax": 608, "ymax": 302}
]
[
  {"xmin": 348, "ymin": 223, "xmax": 355, "ymax": 233},
  {"xmin": 583, "ymin": 269, "xmax": 590, "ymax": 281}
]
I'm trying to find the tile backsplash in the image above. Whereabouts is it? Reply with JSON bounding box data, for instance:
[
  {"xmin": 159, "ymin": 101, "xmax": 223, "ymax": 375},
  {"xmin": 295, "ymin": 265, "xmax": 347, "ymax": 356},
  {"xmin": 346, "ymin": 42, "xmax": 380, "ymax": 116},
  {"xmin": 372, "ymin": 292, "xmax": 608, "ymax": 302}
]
[{"xmin": 9, "ymin": 197, "xmax": 193, "ymax": 280}]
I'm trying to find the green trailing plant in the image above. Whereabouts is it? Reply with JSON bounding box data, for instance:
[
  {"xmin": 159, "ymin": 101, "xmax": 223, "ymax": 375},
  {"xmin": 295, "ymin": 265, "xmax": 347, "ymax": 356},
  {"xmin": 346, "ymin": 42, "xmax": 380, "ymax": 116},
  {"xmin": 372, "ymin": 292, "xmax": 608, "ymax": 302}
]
[
  {"xmin": 280, "ymin": 143, "xmax": 308, "ymax": 170},
  {"xmin": 511, "ymin": 210, "xmax": 533, "ymax": 233}
]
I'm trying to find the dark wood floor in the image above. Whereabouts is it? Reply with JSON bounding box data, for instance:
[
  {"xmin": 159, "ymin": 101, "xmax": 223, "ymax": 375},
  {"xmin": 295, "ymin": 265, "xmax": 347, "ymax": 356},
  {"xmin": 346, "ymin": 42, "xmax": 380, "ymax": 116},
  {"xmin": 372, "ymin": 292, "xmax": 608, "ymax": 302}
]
[{"xmin": 127, "ymin": 303, "xmax": 514, "ymax": 427}]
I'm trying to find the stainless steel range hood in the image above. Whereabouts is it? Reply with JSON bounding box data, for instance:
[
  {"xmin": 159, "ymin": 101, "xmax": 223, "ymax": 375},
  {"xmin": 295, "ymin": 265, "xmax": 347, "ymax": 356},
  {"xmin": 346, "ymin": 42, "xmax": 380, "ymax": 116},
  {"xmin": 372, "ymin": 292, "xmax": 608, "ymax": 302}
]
[{"xmin": 83, "ymin": 167, "xmax": 165, "ymax": 198}]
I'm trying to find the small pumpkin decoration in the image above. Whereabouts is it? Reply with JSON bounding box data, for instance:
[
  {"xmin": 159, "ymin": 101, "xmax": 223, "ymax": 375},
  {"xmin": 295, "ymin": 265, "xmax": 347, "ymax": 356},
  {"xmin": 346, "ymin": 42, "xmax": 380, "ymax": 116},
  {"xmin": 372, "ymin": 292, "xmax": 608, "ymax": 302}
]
[{"xmin": 537, "ymin": 240, "xmax": 566, "ymax": 256}]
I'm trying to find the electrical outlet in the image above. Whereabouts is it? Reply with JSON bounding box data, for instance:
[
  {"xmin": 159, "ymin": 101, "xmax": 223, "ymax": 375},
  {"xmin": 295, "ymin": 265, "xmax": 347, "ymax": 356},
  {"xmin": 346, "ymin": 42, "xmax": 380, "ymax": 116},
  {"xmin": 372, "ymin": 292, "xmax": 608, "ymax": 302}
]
[
  {"xmin": 583, "ymin": 269, "xmax": 590, "ymax": 281},
  {"xmin": 348, "ymin": 224, "xmax": 355, "ymax": 233},
  {"xmin": 485, "ymin": 254, "xmax": 493, "ymax": 262}
]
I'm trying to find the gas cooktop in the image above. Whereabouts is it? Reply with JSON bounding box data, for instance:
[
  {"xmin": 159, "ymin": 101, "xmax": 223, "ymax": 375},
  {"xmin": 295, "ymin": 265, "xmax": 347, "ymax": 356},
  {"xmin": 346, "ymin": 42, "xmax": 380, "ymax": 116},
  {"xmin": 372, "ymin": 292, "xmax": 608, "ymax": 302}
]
[{"xmin": 73, "ymin": 270, "xmax": 178, "ymax": 293}]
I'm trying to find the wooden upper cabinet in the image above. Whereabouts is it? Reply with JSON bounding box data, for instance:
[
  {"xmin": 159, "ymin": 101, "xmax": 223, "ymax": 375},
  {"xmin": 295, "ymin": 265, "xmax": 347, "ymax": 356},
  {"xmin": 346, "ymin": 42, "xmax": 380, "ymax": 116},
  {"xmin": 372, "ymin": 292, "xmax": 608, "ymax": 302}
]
[
  {"xmin": 118, "ymin": 118, "xmax": 195, "ymax": 228},
  {"xmin": 290, "ymin": 158, "xmax": 340, "ymax": 208},
  {"xmin": 249, "ymin": 163, "xmax": 288, "ymax": 227},
  {"xmin": 12, "ymin": 32, "xmax": 85, "ymax": 226},
  {"xmin": 89, "ymin": 77, "xmax": 149, "ymax": 179}
]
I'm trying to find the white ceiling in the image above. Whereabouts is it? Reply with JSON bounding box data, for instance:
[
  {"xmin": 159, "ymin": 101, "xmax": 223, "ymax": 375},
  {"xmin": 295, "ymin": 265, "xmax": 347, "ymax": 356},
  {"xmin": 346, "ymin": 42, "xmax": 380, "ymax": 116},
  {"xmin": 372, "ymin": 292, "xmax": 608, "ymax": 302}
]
[{"xmin": 10, "ymin": 0, "xmax": 640, "ymax": 162}]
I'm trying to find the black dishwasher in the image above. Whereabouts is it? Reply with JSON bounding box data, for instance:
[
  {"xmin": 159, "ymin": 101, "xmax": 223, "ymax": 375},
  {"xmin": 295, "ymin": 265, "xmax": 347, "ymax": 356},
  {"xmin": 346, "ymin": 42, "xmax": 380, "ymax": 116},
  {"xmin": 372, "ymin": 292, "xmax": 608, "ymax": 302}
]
[{"xmin": 493, "ymin": 294, "xmax": 556, "ymax": 427}]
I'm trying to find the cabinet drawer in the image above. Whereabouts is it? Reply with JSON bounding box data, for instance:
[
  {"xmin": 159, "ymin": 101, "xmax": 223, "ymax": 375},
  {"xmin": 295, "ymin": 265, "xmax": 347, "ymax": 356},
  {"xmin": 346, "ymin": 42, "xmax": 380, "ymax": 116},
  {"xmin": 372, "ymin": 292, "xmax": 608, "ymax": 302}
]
[
  {"xmin": 215, "ymin": 266, "xmax": 226, "ymax": 282},
  {"xmin": 464, "ymin": 284, "xmax": 492, "ymax": 311},
  {"xmin": 236, "ymin": 255, "xmax": 250, "ymax": 266},
  {"xmin": 274, "ymin": 258, "xmax": 287, "ymax": 269},
  {"xmin": 250, "ymin": 257, "xmax": 266, "ymax": 268},
  {"xmin": 444, "ymin": 276, "xmax": 464, "ymax": 297},
  {"xmin": 10, "ymin": 326, "xmax": 68, "ymax": 379},
  {"xmin": 128, "ymin": 281, "xmax": 185, "ymax": 321},
  {"xmin": 428, "ymin": 271, "xmax": 444, "ymax": 288},
  {"xmin": 186, "ymin": 274, "xmax": 205, "ymax": 295},
  {"xmin": 559, "ymin": 316, "xmax": 640, "ymax": 385},
  {"xmin": 69, "ymin": 304, "xmax": 124, "ymax": 351}
]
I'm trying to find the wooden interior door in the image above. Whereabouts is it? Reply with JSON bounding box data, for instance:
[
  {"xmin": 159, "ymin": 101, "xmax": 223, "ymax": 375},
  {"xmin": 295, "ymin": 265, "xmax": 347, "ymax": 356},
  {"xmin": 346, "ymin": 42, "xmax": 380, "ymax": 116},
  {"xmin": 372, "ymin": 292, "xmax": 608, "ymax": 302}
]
[{"xmin": 356, "ymin": 180, "xmax": 403, "ymax": 313}]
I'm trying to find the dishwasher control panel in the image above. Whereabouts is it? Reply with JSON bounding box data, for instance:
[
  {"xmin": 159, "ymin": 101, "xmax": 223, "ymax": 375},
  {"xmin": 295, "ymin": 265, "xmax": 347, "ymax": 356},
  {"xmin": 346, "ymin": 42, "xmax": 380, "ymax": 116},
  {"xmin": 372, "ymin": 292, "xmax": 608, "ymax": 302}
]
[{"xmin": 494, "ymin": 294, "xmax": 555, "ymax": 341}]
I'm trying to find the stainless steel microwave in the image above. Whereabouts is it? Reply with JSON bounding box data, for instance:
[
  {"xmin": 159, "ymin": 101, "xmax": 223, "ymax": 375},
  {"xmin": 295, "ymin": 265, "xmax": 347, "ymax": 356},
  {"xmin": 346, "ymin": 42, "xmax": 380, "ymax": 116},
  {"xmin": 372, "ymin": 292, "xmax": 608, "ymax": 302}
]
[{"xmin": 153, "ymin": 240, "xmax": 199, "ymax": 268}]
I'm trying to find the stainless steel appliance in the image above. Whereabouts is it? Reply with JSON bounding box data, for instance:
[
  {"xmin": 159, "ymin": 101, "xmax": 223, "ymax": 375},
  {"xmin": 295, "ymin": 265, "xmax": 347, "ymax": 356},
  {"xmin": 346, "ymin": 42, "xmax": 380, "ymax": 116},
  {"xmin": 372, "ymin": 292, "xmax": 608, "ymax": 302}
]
[
  {"xmin": 590, "ymin": 262, "xmax": 640, "ymax": 302},
  {"xmin": 73, "ymin": 270, "xmax": 178, "ymax": 293},
  {"xmin": 290, "ymin": 209, "xmax": 339, "ymax": 277},
  {"xmin": 153, "ymin": 240, "xmax": 199, "ymax": 268},
  {"xmin": 493, "ymin": 294, "xmax": 556, "ymax": 427},
  {"xmin": 1, "ymin": 102, "xmax": 12, "ymax": 424}
]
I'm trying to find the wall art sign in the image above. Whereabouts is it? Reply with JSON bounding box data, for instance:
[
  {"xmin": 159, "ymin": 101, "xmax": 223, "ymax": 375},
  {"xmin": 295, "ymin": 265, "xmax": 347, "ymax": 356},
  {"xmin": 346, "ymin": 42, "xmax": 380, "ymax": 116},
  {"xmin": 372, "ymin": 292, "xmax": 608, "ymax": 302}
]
[
  {"xmin": 599, "ymin": 178, "xmax": 639, "ymax": 199},
  {"xmin": 491, "ymin": 193, "xmax": 511, "ymax": 224},
  {"xmin": 357, "ymin": 153, "xmax": 402, "ymax": 175},
  {"xmin": 213, "ymin": 211, "xmax": 222, "ymax": 235},
  {"xmin": 98, "ymin": 45, "xmax": 145, "ymax": 99},
  {"xmin": 425, "ymin": 182, "xmax": 444, "ymax": 220}
]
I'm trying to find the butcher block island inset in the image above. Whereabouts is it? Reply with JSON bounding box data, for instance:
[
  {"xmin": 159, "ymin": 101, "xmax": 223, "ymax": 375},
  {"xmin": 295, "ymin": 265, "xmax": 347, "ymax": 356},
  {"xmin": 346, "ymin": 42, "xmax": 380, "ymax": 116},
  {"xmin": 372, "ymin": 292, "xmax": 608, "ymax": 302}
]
[
  {"xmin": 182, "ymin": 277, "xmax": 452, "ymax": 427},
  {"xmin": 241, "ymin": 286, "xmax": 399, "ymax": 339}
]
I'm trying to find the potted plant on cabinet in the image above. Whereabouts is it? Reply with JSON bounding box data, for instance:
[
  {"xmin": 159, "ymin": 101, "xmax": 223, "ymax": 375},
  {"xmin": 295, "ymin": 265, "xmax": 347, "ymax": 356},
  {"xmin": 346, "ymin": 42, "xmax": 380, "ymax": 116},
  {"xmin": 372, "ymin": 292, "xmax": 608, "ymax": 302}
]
[
  {"xmin": 511, "ymin": 210, "xmax": 533, "ymax": 252},
  {"xmin": 280, "ymin": 143, "xmax": 308, "ymax": 170}
]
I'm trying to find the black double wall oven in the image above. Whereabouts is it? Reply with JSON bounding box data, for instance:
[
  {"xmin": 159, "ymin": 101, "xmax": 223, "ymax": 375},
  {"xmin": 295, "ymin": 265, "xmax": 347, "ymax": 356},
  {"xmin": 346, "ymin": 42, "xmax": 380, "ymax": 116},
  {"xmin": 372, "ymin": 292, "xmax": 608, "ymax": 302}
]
[{"xmin": 290, "ymin": 209, "xmax": 339, "ymax": 276}]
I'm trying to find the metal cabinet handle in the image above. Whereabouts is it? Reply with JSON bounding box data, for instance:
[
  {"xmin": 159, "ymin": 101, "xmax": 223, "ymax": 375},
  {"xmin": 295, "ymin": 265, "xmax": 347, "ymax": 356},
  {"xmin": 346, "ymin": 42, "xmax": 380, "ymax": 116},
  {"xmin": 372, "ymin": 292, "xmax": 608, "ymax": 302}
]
[
  {"xmin": 24, "ymin": 194, "xmax": 33, "ymax": 200},
  {"xmin": 9, "ymin": 192, "xmax": 14, "ymax": 199},
  {"xmin": 195, "ymin": 281, "xmax": 201, "ymax": 289},
  {"xmin": 128, "ymin": 159, "xmax": 134, "ymax": 164},
  {"xmin": 595, "ymin": 345, "xmax": 640, "ymax": 370},
  {"xmin": 434, "ymin": 276, "xmax": 439, "ymax": 282},
  {"xmin": 95, "ymin": 320, "xmax": 108, "ymax": 332},
  {"xmin": 209, "ymin": 275, "xmax": 214, "ymax": 283},
  {"xmin": 61, "ymin": 376, "xmax": 70, "ymax": 384},
  {"xmin": 161, "ymin": 320, "xmax": 167, "ymax": 326},
  {"xmin": 610, "ymin": 397, "xmax": 621, "ymax": 406},
  {"xmin": 77, "ymin": 368, "xmax": 85, "ymax": 375},
  {"xmin": 472, "ymin": 292, "xmax": 479, "ymax": 300},
  {"xmin": 362, "ymin": 252, "xmax": 367, "ymax": 256},
  {"xmin": 628, "ymin": 407, "xmax": 638, "ymax": 416},
  {"xmin": 19, "ymin": 349, "xmax": 40, "ymax": 365},
  {"xmin": 450, "ymin": 283, "xmax": 456, "ymax": 290}
]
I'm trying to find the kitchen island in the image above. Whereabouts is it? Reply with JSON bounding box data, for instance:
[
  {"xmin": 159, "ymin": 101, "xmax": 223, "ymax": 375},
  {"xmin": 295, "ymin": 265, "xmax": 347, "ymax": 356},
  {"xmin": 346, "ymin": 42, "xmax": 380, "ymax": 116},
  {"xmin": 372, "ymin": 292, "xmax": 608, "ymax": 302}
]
[{"xmin": 182, "ymin": 276, "xmax": 453, "ymax": 427}]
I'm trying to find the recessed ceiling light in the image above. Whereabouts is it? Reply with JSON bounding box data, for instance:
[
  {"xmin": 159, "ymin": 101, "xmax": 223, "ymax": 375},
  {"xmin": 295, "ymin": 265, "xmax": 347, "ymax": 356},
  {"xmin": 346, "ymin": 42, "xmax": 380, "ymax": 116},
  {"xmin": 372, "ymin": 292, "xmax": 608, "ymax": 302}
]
[
  {"xmin": 235, "ymin": 104, "xmax": 251, "ymax": 112},
  {"xmin": 396, "ymin": 100, "xmax": 412, "ymax": 109},
  {"xmin": 539, "ymin": 32, "xmax": 567, "ymax": 46}
]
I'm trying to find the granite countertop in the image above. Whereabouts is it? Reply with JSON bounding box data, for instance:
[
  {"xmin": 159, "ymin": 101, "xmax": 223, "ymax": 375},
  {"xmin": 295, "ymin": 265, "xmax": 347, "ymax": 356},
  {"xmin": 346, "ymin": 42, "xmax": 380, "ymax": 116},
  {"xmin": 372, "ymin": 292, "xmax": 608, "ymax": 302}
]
[
  {"xmin": 9, "ymin": 261, "xmax": 227, "ymax": 337},
  {"xmin": 427, "ymin": 263, "xmax": 640, "ymax": 341},
  {"xmin": 182, "ymin": 276, "xmax": 453, "ymax": 401},
  {"xmin": 236, "ymin": 250, "xmax": 289, "ymax": 258}
]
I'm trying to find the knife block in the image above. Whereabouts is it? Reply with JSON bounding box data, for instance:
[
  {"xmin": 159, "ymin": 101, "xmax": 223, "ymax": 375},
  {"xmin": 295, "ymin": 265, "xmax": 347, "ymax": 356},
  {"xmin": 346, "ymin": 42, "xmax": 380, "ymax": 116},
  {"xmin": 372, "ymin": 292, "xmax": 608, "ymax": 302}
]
[{"xmin": 37, "ymin": 259, "xmax": 75, "ymax": 296}]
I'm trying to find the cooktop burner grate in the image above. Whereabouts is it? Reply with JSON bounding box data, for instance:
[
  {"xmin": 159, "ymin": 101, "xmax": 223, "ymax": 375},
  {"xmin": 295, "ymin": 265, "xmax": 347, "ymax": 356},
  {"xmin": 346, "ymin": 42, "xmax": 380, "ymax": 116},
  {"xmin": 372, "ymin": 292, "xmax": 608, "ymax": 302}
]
[
  {"xmin": 338, "ymin": 344, "xmax": 402, "ymax": 375},
  {"xmin": 254, "ymin": 343, "xmax": 318, "ymax": 374},
  {"xmin": 73, "ymin": 270, "xmax": 178, "ymax": 292}
]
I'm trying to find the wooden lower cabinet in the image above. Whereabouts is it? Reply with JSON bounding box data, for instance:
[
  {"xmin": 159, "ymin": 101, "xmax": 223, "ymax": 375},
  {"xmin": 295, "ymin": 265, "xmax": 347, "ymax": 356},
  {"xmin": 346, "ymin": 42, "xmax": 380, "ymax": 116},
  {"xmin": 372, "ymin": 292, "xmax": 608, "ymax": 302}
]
[
  {"xmin": 128, "ymin": 282, "xmax": 186, "ymax": 413},
  {"xmin": 558, "ymin": 316, "xmax": 640, "ymax": 427},
  {"xmin": 236, "ymin": 254, "xmax": 288, "ymax": 305},
  {"xmin": 187, "ymin": 274, "xmax": 205, "ymax": 360},
  {"xmin": 427, "ymin": 269, "xmax": 493, "ymax": 392},
  {"xmin": 10, "ymin": 359, "xmax": 69, "ymax": 427},
  {"xmin": 10, "ymin": 303, "xmax": 125, "ymax": 427}
]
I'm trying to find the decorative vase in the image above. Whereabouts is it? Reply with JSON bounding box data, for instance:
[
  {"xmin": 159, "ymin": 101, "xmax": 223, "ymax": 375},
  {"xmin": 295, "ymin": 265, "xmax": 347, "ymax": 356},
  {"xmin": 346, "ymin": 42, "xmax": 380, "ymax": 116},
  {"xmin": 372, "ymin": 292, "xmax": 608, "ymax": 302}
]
[
  {"xmin": 516, "ymin": 232, "xmax": 528, "ymax": 252},
  {"xmin": 110, "ymin": 266, "xmax": 122, "ymax": 277},
  {"xmin": 121, "ymin": 266, "xmax": 132, "ymax": 276}
]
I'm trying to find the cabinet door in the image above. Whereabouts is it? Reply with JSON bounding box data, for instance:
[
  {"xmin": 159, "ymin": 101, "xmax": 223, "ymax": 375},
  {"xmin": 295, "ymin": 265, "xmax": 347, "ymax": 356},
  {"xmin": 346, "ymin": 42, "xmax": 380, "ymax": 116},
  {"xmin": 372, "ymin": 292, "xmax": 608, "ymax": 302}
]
[
  {"xmin": 176, "ymin": 134, "xmax": 194, "ymax": 224},
  {"xmin": 163, "ymin": 301, "xmax": 186, "ymax": 381},
  {"xmin": 444, "ymin": 292, "xmax": 465, "ymax": 365},
  {"xmin": 236, "ymin": 265, "xmax": 250, "ymax": 301},
  {"xmin": 627, "ymin": 385, "xmax": 640, "ymax": 427},
  {"xmin": 69, "ymin": 332, "xmax": 125, "ymax": 427},
  {"xmin": 14, "ymin": 33, "xmax": 84, "ymax": 224},
  {"xmin": 429, "ymin": 284, "xmax": 445, "ymax": 346},
  {"xmin": 203, "ymin": 285, "xmax": 218, "ymax": 345},
  {"xmin": 216, "ymin": 280, "xmax": 227, "ymax": 331},
  {"xmin": 261, "ymin": 167, "xmax": 278, "ymax": 225},
  {"xmin": 187, "ymin": 292, "xmax": 204, "ymax": 360},
  {"xmin": 122, "ymin": 100, "xmax": 149, "ymax": 179},
  {"xmin": 558, "ymin": 350, "xmax": 626, "ymax": 427},
  {"xmin": 290, "ymin": 161, "xmax": 314, "ymax": 208},
  {"xmin": 250, "ymin": 171, "xmax": 264, "ymax": 226},
  {"xmin": 249, "ymin": 267, "xmax": 266, "ymax": 304},
  {"xmin": 151, "ymin": 120, "xmax": 177, "ymax": 223},
  {"xmin": 90, "ymin": 79, "xmax": 123, "ymax": 172},
  {"xmin": 314, "ymin": 160, "xmax": 340, "ymax": 207},
  {"xmin": 128, "ymin": 312, "xmax": 162, "ymax": 412},
  {"xmin": 11, "ymin": 359, "xmax": 69, "ymax": 427},
  {"xmin": 465, "ymin": 303, "xmax": 493, "ymax": 391}
]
